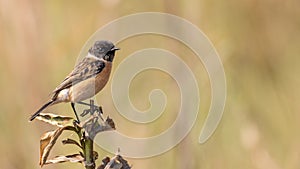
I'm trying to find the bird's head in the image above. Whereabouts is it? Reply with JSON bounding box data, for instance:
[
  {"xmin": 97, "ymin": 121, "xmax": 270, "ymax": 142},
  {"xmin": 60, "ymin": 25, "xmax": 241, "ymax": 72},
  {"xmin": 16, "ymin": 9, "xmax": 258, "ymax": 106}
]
[{"xmin": 88, "ymin": 40, "xmax": 120, "ymax": 62}]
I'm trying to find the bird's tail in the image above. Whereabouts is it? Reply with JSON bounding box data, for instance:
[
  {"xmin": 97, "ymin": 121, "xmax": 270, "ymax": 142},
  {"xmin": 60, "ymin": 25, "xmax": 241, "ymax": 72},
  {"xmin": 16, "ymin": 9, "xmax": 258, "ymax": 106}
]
[{"xmin": 29, "ymin": 100, "xmax": 54, "ymax": 121}]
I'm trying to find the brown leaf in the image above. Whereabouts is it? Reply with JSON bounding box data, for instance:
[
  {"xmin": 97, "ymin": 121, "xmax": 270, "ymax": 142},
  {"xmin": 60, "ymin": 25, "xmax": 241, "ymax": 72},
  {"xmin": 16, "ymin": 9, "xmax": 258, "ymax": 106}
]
[
  {"xmin": 82, "ymin": 115, "xmax": 116, "ymax": 139},
  {"xmin": 62, "ymin": 138, "xmax": 82, "ymax": 149},
  {"xmin": 98, "ymin": 155, "xmax": 131, "ymax": 169},
  {"xmin": 103, "ymin": 156, "xmax": 122, "ymax": 169},
  {"xmin": 45, "ymin": 154, "xmax": 84, "ymax": 165},
  {"xmin": 106, "ymin": 116, "xmax": 116, "ymax": 130},
  {"xmin": 117, "ymin": 155, "xmax": 131, "ymax": 169},
  {"xmin": 39, "ymin": 126, "xmax": 75, "ymax": 167},
  {"xmin": 36, "ymin": 113, "xmax": 75, "ymax": 127}
]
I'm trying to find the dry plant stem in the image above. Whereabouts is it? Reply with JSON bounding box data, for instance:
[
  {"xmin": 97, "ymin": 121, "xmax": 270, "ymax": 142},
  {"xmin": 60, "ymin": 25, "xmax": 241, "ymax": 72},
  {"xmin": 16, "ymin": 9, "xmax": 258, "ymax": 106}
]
[
  {"xmin": 84, "ymin": 134, "xmax": 95, "ymax": 169},
  {"xmin": 81, "ymin": 100, "xmax": 102, "ymax": 169}
]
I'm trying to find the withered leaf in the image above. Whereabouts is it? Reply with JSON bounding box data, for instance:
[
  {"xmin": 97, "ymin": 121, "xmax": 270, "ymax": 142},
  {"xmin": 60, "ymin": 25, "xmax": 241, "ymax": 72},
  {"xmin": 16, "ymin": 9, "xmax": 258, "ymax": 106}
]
[
  {"xmin": 62, "ymin": 138, "xmax": 82, "ymax": 149},
  {"xmin": 117, "ymin": 155, "xmax": 131, "ymax": 169},
  {"xmin": 39, "ymin": 126, "xmax": 75, "ymax": 167},
  {"xmin": 45, "ymin": 154, "xmax": 84, "ymax": 165},
  {"xmin": 105, "ymin": 163, "xmax": 122, "ymax": 169},
  {"xmin": 99, "ymin": 155, "xmax": 131, "ymax": 169},
  {"xmin": 106, "ymin": 116, "xmax": 115, "ymax": 130},
  {"xmin": 103, "ymin": 155, "xmax": 122, "ymax": 169},
  {"xmin": 36, "ymin": 113, "xmax": 75, "ymax": 127},
  {"xmin": 81, "ymin": 115, "xmax": 116, "ymax": 139}
]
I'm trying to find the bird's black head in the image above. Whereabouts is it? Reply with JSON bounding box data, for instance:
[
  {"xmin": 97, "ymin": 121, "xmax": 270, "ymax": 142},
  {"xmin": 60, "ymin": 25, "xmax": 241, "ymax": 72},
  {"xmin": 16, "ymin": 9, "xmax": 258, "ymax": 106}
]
[{"xmin": 88, "ymin": 40, "xmax": 119, "ymax": 62}]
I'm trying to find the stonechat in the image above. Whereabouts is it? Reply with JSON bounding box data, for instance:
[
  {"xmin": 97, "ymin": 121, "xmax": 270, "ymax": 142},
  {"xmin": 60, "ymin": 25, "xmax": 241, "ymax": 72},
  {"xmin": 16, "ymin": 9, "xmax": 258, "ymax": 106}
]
[{"xmin": 30, "ymin": 40, "xmax": 119, "ymax": 121}]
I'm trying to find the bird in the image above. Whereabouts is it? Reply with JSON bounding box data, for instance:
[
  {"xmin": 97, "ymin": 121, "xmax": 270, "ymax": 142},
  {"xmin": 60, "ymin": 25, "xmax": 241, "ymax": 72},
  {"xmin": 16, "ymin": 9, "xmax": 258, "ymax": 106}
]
[{"xmin": 29, "ymin": 40, "xmax": 119, "ymax": 122}]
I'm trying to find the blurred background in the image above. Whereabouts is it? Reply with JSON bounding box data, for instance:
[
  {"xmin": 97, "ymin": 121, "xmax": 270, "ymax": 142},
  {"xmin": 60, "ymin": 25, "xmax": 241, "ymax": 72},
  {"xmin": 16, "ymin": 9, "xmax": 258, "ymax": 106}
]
[{"xmin": 0, "ymin": 0, "xmax": 299, "ymax": 169}]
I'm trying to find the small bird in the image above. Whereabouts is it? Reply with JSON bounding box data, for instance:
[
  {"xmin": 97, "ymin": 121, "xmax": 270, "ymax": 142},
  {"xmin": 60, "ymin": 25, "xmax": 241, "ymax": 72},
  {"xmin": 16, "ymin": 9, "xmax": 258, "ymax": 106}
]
[{"xmin": 29, "ymin": 40, "xmax": 119, "ymax": 122}]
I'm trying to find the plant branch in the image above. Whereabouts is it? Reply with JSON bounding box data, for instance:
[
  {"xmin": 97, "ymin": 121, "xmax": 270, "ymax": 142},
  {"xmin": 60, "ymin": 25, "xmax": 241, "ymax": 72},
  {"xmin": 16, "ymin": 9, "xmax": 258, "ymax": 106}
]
[
  {"xmin": 34, "ymin": 99, "xmax": 130, "ymax": 169},
  {"xmin": 84, "ymin": 134, "xmax": 95, "ymax": 169}
]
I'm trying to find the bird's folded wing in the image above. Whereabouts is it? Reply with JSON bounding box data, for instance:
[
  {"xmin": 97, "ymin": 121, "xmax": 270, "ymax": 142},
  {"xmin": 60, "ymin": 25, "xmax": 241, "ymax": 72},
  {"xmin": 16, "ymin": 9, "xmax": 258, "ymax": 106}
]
[{"xmin": 52, "ymin": 57, "xmax": 105, "ymax": 94}]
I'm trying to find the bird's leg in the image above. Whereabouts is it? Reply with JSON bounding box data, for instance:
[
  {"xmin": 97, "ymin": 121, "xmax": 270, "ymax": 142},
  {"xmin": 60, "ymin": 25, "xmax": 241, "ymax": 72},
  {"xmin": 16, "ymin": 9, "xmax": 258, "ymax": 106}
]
[
  {"xmin": 76, "ymin": 101, "xmax": 91, "ymax": 106},
  {"xmin": 71, "ymin": 102, "xmax": 80, "ymax": 123}
]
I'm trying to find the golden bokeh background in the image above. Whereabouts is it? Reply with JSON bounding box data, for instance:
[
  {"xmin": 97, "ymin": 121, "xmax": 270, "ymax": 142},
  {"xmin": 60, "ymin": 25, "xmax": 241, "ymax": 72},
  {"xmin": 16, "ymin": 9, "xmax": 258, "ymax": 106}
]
[{"xmin": 0, "ymin": 0, "xmax": 299, "ymax": 169}]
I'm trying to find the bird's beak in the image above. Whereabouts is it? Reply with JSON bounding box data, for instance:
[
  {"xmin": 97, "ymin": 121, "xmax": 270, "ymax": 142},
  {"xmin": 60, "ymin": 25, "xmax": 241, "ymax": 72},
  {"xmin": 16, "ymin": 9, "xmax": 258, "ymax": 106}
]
[{"xmin": 111, "ymin": 47, "xmax": 120, "ymax": 51}]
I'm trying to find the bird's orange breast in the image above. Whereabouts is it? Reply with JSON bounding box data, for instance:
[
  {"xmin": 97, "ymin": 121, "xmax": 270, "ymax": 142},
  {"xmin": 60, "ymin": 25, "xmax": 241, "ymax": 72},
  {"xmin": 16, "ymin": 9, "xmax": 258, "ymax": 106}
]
[{"xmin": 69, "ymin": 61, "xmax": 112, "ymax": 103}]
